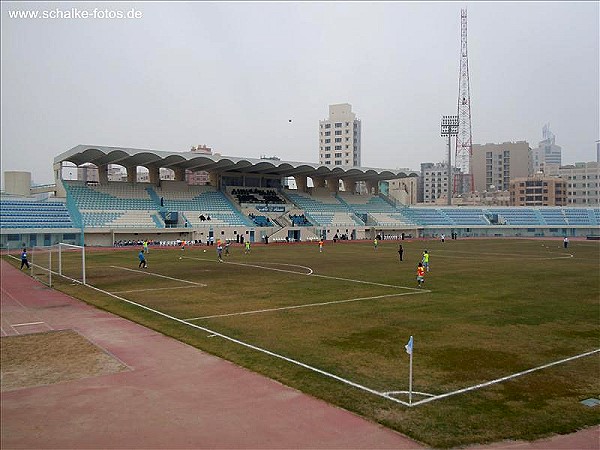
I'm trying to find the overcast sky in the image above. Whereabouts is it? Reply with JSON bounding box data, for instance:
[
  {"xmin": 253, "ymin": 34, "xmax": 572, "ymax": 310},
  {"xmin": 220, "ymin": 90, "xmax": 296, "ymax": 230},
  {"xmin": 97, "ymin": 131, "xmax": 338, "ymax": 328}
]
[{"xmin": 1, "ymin": 1, "xmax": 598, "ymax": 185}]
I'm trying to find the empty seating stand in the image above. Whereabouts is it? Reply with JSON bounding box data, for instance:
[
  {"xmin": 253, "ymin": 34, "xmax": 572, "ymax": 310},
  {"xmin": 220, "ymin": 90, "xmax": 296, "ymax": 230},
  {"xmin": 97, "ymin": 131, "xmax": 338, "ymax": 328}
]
[{"xmin": 0, "ymin": 200, "xmax": 74, "ymax": 229}]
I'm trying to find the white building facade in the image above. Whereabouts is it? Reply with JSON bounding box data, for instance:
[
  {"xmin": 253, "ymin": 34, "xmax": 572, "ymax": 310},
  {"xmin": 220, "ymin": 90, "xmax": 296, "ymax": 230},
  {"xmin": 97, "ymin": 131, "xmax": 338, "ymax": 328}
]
[
  {"xmin": 419, "ymin": 162, "xmax": 450, "ymax": 204},
  {"xmin": 546, "ymin": 162, "xmax": 600, "ymax": 206},
  {"xmin": 319, "ymin": 104, "xmax": 361, "ymax": 168}
]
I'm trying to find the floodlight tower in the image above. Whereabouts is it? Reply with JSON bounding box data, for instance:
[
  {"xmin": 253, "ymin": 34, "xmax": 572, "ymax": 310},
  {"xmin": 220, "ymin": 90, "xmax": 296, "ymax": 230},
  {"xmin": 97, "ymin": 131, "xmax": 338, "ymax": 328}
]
[
  {"xmin": 441, "ymin": 115, "xmax": 459, "ymax": 205},
  {"xmin": 455, "ymin": 8, "xmax": 474, "ymax": 194}
]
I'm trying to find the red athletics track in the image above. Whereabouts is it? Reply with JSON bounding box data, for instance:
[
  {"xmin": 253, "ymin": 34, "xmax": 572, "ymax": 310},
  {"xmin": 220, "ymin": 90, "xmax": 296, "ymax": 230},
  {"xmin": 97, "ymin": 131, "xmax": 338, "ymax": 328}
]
[{"xmin": 1, "ymin": 259, "xmax": 598, "ymax": 449}]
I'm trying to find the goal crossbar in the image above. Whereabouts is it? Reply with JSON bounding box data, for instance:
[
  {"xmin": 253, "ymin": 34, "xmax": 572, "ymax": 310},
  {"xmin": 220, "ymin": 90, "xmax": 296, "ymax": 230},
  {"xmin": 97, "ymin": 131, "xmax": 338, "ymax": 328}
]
[{"xmin": 30, "ymin": 243, "xmax": 86, "ymax": 287}]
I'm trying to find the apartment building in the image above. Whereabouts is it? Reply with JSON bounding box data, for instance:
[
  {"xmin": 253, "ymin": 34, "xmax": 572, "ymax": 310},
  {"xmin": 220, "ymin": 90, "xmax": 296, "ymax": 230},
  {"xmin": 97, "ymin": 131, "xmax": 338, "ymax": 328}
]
[
  {"xmin": 509, "ymin": 174, "xmax": 567, "ymax": 206},
  {"xmin": 546, "ymin": 162, "xmax": 600, "ymax": 206},
  {"xmin": 418, "ymin": 162, "xmax": 454, "ymax": 204},
  {"xmin": 471, "ymin": 141, "xmax": 531, "ymax": 192},
  {"xmin": 318, "ymin": 104, "xmax": 361, "ymax": 167}
]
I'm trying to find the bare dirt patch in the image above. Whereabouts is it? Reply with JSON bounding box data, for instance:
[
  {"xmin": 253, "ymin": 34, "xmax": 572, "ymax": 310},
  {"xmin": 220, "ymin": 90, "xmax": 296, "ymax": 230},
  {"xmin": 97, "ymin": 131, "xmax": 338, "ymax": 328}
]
[{"xmin": 1, "ymin": 330, "xmax": 129, "ymax": 391}]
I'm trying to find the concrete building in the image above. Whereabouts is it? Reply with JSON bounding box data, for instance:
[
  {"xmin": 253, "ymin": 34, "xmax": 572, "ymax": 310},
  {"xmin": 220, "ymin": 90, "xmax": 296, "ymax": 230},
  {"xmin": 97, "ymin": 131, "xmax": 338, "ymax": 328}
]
[
  {"xmin": 319, "ymin": 104, "xmax": 361, "ymax": 168},
  {"xmin": 419, "ymin": 162, "xmax": 454, "ymax": 204},
  {"xmin": 509, "ymin": 174, "xmax": 567, "ymax": 206},
  {"xmin": 471, "ymin": 141, "xmax": 531, "ymax": 192},
  {"xmin": 186, "ymin": 145, "xmax": 213, "ymax": 185},
  {"xmin": 386, "ymin": 175, "xmax": 418, "ymax": 205},
  {"xmin": 546, "ymin": 162, "xmax": 600, "ymax": 206},
  {"xmin": 531, "ymin": 125, "xmax": 562, "ymax": 174}
]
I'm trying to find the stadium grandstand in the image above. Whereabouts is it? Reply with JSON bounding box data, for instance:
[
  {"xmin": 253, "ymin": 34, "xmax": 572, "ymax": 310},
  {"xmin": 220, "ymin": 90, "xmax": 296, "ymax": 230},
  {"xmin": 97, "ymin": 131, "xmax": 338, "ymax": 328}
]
[{"xmin": 1, "ymin": 144, "xmax": 599, "ymax": 248}]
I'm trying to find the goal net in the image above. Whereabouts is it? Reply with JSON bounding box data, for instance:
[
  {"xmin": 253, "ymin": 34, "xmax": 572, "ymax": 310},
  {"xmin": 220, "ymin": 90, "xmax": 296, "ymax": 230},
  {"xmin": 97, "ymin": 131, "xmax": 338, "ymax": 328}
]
[{"xmin": 30, "ymin": 243, "xmax": 86, "ymax": 287}]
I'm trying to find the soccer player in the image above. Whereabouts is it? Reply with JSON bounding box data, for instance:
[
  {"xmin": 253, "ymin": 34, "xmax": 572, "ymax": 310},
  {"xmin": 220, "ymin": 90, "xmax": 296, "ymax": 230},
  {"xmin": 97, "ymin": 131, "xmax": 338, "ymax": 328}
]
[
  {"xmin": 416, "ymin": 262, "xmax": 425, "ymax": 288},
  {"xmin": 398, "ymin": 244, "xmax": 404, "ymax": 262},
  {"xmin": 225, "ymin": 241, "xmax": 230, "ymax": 256},
  {"xmin": 422, "ymin": 250, "xmax": 430, "ymax": 272},
  {"xmin": 245, "ymin": 241, "xmax": 251, "ymax": 254},
  {"xmin": 217, "ymin": 242, "xmax": 223, "ymax": 262},
  {"xmin": 563, "ymin": 237, "xmax": 569, "ymax": 248},
  {"xmin": 20, "ymin": 248, "xmax": 30, "ymax": 270},
  {"xmin": 374, "ymin": 238, "xmax": 378, "ymax": 250},
  {"xmin": 318, "ymin": 239, "xmax": 324, "ymax": 253},
  {"xmin": 138, "ymin": 250, "xmax": 147, "ymax": 268},
  {"xmin": 143, "ymin": 240, "xmax": 149, "ymax": 253}
]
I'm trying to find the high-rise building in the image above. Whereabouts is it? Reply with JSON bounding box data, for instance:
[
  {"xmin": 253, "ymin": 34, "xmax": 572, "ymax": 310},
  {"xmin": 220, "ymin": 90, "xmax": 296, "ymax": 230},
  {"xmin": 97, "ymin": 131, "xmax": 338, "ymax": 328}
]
[
  {"xmin": 319, "ymin": 104, "xmax": 361, "ymax": 167},
  {"xmin": 531, "ymin": 124, "xmax": 562, "ymax": 174},
  {"xmin": 419, "ymin": 162, "xmax": 458, "ymax": 204},
  {"xmin": 471, "ymin": 141, "xmax": 531, "ymax": 192}
]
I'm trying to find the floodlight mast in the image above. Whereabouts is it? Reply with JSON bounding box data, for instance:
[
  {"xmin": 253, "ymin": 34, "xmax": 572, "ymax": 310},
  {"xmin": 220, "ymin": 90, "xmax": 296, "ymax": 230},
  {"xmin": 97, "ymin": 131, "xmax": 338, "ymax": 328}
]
[{"xmin": 441, "ymin": 115, "xmax": 459, "ymax": 206}]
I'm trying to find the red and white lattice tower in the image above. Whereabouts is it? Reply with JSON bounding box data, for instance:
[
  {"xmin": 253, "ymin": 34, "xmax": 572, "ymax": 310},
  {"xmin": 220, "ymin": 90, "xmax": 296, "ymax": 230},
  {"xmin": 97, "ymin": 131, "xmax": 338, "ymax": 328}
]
[{"xmin": 455, "ymin": 8, "xmax": 474, "ymax": 194}]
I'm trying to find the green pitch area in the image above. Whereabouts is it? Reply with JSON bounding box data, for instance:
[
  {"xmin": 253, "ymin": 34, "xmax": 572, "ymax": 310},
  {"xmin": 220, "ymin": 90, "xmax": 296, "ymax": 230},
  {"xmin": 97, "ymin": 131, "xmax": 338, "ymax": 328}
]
[{"xmin": 7, "ymin": 238, "xmax": 599, "ymax": 448}]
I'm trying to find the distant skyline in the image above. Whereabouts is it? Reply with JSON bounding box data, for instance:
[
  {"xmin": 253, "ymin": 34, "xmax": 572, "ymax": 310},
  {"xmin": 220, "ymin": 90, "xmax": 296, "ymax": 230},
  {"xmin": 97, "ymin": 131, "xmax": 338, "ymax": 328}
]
[{"xmin": 1, "ymin": 1, "xmax": 598, "ymax": 186}]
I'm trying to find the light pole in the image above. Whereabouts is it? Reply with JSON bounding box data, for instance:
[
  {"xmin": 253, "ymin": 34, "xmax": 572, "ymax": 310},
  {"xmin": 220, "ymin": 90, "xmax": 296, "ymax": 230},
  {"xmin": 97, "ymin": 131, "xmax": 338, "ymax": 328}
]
[{"xmin": 441, "ymin": 115, "xmax": 459, "ymax": 206}]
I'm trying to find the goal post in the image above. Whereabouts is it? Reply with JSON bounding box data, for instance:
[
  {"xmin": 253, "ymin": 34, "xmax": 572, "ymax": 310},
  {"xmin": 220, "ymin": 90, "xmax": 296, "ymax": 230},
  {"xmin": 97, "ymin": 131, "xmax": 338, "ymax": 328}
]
[
  {"xmin": 30, "ymin": 243, "xmax": 86, "ymax": 287},
  {"xmin": 57, "ymin": 242, "xmax": 86, "ymax": 285}
]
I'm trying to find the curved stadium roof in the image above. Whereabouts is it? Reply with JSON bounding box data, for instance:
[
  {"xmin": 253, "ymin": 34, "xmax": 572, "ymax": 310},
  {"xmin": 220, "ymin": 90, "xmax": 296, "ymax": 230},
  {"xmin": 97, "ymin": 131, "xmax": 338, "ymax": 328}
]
[{"xmin": 55, "ymin": 145, "xmax": 418, "ymax": 183}]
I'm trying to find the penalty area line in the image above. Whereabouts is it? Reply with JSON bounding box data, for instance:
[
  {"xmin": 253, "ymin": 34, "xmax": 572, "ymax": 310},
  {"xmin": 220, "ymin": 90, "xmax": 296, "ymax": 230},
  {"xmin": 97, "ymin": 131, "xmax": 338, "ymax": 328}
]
[
  {"xmin": 184, "ymin": 256, "xmax": 421, "ymax": 291},
  {"xmin": 110, "ymin": 266, "xmax": 206, "ymax": 286},
  {"xmin": 112, "ymin": 286, "xmax": 199, "ymax": 294},
  {"xmin": 185, "ymin": 290, "xmax": 430, "ymax": 321}
]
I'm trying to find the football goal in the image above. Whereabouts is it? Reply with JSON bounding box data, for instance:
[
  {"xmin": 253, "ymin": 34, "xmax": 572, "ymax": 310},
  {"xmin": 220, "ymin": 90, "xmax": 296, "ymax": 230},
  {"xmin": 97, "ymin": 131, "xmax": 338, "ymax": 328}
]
[{"xmin": 30, "ymin": 243, "xmax": 86, "ymax": 287}]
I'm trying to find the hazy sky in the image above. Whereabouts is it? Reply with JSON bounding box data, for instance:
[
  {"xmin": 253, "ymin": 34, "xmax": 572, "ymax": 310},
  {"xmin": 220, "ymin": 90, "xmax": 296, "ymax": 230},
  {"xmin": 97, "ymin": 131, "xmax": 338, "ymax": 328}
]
[{"xmin": 2, "ymin": 1, "xmax": 598, "ymax": 185}]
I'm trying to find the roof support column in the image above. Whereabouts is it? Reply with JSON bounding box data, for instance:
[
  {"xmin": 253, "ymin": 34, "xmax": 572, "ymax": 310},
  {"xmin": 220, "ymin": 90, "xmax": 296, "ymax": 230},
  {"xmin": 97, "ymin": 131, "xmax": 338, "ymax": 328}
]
[
  {"xmin": 126, "ymin": 166, "xmax": 136, "ymax": 183},
  {"xmin": 326, "ymin": 177, "xmax": 339, "ymax": 193},
  {"xmin": 148, "ymin": 166, "xmax": 160, "ymax": 185},
  {"xmin": 53, "ymin": 162, "xmax": 66, "ymax": 197},
  {"xmin": 98, "ymin": 164, "xmax": 109, "ymax": 184},
  {"xmin": 342, "ymin": 179, "xmax": 356, "ymax": 193},
  {"xmin": 294, "ymin": 175, "xmax": 307, "ymax": 193},
  {"xmin": 312, "ymin": 176, "xmax": 326, "ymax": 189},
  {"xmin": 366, "ymin": 180, "xmax": 379, "ymax": 195},
  {"xmin": 208, "ymin": 171, "xmax": 219, "ymax": 188},
  {"xmin": 173, "ymin": 167, "xmax": 185, "ymax": 182}
]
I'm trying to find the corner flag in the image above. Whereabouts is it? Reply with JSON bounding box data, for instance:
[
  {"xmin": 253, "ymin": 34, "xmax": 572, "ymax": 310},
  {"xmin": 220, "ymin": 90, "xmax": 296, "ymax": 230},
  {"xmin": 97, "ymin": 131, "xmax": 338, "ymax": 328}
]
[{"xmin": 405, "ymin": 336, "xmax": 413, "ymax": 355}]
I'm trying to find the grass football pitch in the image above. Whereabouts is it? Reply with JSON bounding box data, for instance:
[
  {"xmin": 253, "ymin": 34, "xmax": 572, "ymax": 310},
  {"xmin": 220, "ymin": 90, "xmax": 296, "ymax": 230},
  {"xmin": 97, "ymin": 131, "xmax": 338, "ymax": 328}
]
[{"xmin": 7, "ymin": 238, "xmax": 600, "ymax": 448}]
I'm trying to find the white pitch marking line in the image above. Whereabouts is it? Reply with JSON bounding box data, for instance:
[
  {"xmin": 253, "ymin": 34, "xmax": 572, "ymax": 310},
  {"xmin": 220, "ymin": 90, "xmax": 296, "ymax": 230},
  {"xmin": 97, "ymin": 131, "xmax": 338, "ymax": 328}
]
[
  {"xmin": 184, "ymin": 256, "xmax": 422, "ymax": 291},
  {"xmin": 309, "ymin": 273, "xmax": 423, "ymax": 291},
  {"xmin": 435, "ymin": 253, "xmax": 573, "ymax": 261},
  {"xmin": 112, "ymin": 286, "xmax": 199, "ymax": 294},
  {"xmin": 383, "ymin": 391, "xmax": 436, "ymax": 398},
  {"xmin": 433, "ymin": 249, "xmax": 574, "ymax": 260},
  {"xmin": 77, "ymin": 280, "xmax": 410, "ymax": 407},
  {"xmin": 12, "ymin": 321, "xmax": 45, "ymax": 327},
  {"xmin": 185, "ymin": 291, "xmax": 429, "ymax": 321},
  {"xmin": 110, "ymin": 266, "xmax": 207, "ymax": 286},
  {"xmin": 410, "ymin": 348, "xmax": 600, "ymax": 407}
]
